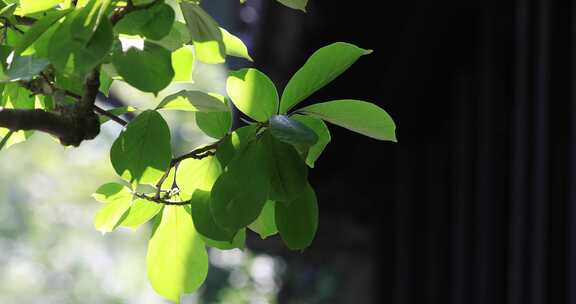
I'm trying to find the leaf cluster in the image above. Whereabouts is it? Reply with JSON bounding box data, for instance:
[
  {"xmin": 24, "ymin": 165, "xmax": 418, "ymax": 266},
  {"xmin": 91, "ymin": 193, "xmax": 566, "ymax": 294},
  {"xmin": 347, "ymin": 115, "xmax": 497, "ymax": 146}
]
[{"xmin": 0, "ymin": 0, "xmax": 396, "ymax": 302}]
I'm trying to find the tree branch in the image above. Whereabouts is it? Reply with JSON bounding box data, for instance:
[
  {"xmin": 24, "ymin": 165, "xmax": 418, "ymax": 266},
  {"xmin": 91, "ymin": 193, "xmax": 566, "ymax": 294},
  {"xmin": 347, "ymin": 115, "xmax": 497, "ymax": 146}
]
[
  {"xmin": 134, "ymin": 192, "xmax": 191, "ymax": 206},
  {"xmin": 0, "ymin": 108, "xmax": 97, "ymax": 146}
]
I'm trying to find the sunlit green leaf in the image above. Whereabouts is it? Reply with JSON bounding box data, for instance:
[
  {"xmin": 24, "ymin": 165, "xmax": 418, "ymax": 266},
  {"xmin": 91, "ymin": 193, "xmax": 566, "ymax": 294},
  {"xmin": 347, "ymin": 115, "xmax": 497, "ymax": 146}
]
[
  {"xmin": 280, "ymin": 42, "xmax": 371, "ymax": 113},
  {"xmin": 147, "ymin": 206, "xmax": 208, "ymax": 303},
  {"xmin": 112, "ymin": 42, "xmax": 174, "ymax": 94},
  {"xmin": 119, "ymin": 198, "xmax": 162, "ymax": 229},
  {"xmin": 92, "ymin": 183, "xmax": 133, "ymax": 233},
  {"xmin": 157, "ymin": 90, "xmax": 229, "ymax": 112},
  {"xmin": 298, "ymin": 99, "xmax": 397, "ymax": 141},
  {"xmin": 180, "ymin": 2, "xmax": 225, "ymax": 64},
  {"xmin": 20, "ymin": 0, "xmax": 63, "ymax": 15},
  {"xmin": 110, "ymin": 110, "xmax": 172, "ymax": 185},
  {"xmin": 172, "ymin": 46, "xmax": 194, "ymax": 82},
  {"xmin": 92, "ymin": 182, "xmax": 131, "ymax": 203},
  {"xmin": 14, "ymin": 9, "xmax": 72, "ymax": 55},
  {"xmin": 276, "ymin": 183, "xmax": 318, "ymax": 250},
  {"xmin": 176, "ymin": 156, "xmax": 222, "ymax": 195},
  {"xmin": 221, "ymin": 27, "xmax": 252, "ymax": 61},
  {"xmin": 227, "ymin": 68, "xmax": 278, "ymax": 122},
  {"xmin": 48, "ymin": 11, "xmax": 114, "ymax": 75},
  {"xmin": 291, "ymin": 114, "xmax": 331, "ymax": 167},
  {"xmin": 249, "ymin": 200, "xmax": 277, "ymax": 239}
]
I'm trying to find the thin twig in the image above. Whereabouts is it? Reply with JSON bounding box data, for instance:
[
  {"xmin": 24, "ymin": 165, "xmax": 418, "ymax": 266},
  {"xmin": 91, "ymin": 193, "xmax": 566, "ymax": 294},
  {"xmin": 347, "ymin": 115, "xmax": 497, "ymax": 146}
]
[
  {"xmin": 93, "ymin": 105, "xmax": 128, "ymax": 126},
  {"xmin": 134, "ymin": 192, "xmax": 191, "ymax": 206}
]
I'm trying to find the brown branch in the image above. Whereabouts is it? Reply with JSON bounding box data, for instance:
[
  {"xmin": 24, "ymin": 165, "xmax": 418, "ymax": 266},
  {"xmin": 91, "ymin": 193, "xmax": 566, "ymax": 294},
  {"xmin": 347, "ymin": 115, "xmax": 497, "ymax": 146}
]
[
  {"xmin": 0, "ymin": 108, "xmax": 97, "ymax": 146},
  {"xmin": 93, "ymin": 105, "xmax": 128, "ymax": 126},
  {"xmin": 134, "ymin": 192, "xmax": 191, "ymax": 206},
  {"xmin": 170, "ymin": 143, "xmax": 220, "ymax": 166},
  {"xmin": 153, "ymin": 141, "xmax": 221, "ymax": 199}
]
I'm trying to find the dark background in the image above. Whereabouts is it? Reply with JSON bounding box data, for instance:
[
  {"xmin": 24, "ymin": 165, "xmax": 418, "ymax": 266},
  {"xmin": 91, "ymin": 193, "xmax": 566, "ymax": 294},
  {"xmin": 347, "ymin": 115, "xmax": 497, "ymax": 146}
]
[{"xmin": 210, "ymin": 0, "xmax": 576, "ymax": 303}]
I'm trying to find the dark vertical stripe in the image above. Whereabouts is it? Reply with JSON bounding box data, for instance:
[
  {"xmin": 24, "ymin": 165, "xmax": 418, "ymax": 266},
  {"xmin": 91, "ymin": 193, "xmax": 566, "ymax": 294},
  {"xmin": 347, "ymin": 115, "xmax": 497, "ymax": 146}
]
[
  {"xmin": 567, "ymin": 0, "xmax": 576, "ymax": 302},
  {"xmin": 529, "ymin": 0, "xmax": 551, "ymax": 302},
  {"xmin": 508, "ymin": 0, "xmax": 531, "ymax": 303},
  {"xmin": 474, "ymin": 15, "xmax": 501, "ymax": 304},
  {"xmin": 394, "ymin": 149, "xmax": 416, "ymax": 304},
  {"xmin": 449, "ymin": 74, "xmax": 474, "ymax": 304}
]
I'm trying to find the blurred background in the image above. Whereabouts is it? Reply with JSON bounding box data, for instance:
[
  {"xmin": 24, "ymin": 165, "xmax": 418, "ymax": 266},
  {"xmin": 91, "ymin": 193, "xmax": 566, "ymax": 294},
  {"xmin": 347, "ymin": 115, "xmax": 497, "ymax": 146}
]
[{"xmin": 1, "ymin": 0, "xmax": 574, "ymax": 303}]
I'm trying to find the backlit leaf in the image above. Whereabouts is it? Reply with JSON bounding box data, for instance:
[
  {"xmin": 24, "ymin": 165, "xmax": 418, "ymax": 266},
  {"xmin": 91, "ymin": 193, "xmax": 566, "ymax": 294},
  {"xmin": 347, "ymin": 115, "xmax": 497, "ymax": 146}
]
[
  {"xmin": 249, "ymin": 200, "xmax": 277, "ymax": 239},
  {"xmin": 280, "ymin": 42, "xmax": 371, "ymax": 113},
  {"xmin": 227, "ymin": 68, "xmax": 278, "ymax": 122},
  {"xmin": 110, "ymin": 110, "xmax": 172, "ymax": 185},
  {"xmin": 147, "ymin": 206, "xmax": 208, "ymax": 303},
  {"xmin": 157, "ymin": 90, "xmax": 229, "ymax": 112},
  {"xmin": 180, "ymin": 2, "xmax": 225, "ymax": 64},
  {"xmin": 298, "ymin": 99, "xmax": 397, "ymax": 141}
]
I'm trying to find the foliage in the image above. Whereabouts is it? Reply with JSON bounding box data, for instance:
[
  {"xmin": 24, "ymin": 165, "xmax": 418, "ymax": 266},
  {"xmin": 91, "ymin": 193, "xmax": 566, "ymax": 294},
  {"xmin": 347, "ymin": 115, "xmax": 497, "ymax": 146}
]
[{"xmin": 0, "ymin": 0, "xmax": 396, "ymax": 302}]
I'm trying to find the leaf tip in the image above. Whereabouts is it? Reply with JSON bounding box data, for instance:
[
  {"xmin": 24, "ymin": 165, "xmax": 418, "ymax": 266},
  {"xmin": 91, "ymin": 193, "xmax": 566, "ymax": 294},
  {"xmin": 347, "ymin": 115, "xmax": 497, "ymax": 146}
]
[{"xmin": 363, "ymin": 49, "xmax": 374, "ymax": 55}]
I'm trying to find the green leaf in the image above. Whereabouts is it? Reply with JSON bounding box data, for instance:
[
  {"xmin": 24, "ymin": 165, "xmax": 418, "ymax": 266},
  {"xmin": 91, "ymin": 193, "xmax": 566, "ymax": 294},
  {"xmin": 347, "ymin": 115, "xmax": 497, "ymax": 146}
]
[
  {"xmin": 119, "ymin": 198, "xmax": 162, "ymax": 229},
  {"xmin": 92, "ymin": 182, "xmax": 131, "ymax": 203},
  {"xmin": 147, "ymin": 206, "xmax": 208, "ymax": 303},
  {"xmin": 276, "ymin": 0, "xmax": 308, "ymax": 11},
  {"xmin": 20, "ymin": 0, "xmax": 63, "ymax": 15},
  {"xmin": 92, "ymin": 183, "xmax": 133, "ymax": 233},
  {"xmin": 298, "ymin": 100, "xmax": 397, "ymax": 141},
  {"xmin": 190, "ymin": 190, "xmax": 236, "ymax": 241},
  {"xmin": 200, "ymin": 228, "xmax": 245, "ymax": 250},
  {"xmin": 157, "ymin": 90, "xmax": 229, "ymax": 112},
  {"xmin": 280, "ymin": 42, "xmax": 372, "ymax": 113},
  {"xmin": 48, "ymin": 12, "xmax": 114, "ymax": 75},
  {"xmin": 221, "ymin": 27, "xmax": 252, "ymax": 61},
  {"xmin": 112, "ymin": 42, "xmax": 174, "ymax": 94},
  {"xmin": 172, "ymin": 46, "xmax": 194, "ymax": 82},
  {"xmin": 114, "ymin": 3, "xmax": 175, "ymax": 40},
  {"xmin": 148, "ymin": 22, "xmax": 190, "ymax": 51},
  {"xmin": 249, "ymin": 200, "xmax": 277, "ymax": 239},
  {"xmin": 132, "ymin": 0, "xmax": 156, "ymax": 6},
  {"xmin": 196, "ymin": 108, "xmax": 232, "ymax": 139},
  {"xmin": 291, "ymin": 114, "xmax": 331, "ymax": 167},
  {"xmin": 215, "ymin": 124, "xmax": 258, "ymax": 168},
  {"xmin": 2, "ymin": 55, "xmax": 49, "ymax": 82},
  {"xmin": 226, "ymin": 68, "xmax": 279, "ymax": 122},
  {"xmin": 176, "ymin": 156, "xmax": 222, "ymax": 195},
  {"xmin": 275, "ymin": 183, "xmax": 318, "ymax": 250},
  {"xmin": 211, "ymin": 139, "xmax": 271, "ymax": 231},
  {"xmin": 110, "ymin": 110, "xmax": 172, "ymax": 185},
  {"xmin": 180, "ymin": 2, "xmax": 225, "ymax": 64},
  {"xmin": 14, "ymin": 9, "xmax": 72, "ymax": 55},
  {"xmin": 265, "ymin": 132, "xmax": 308, "ymax": 202},
  {"xmin": 269, "ymin": 114, "xmax": 318, "ymax": 147}
]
